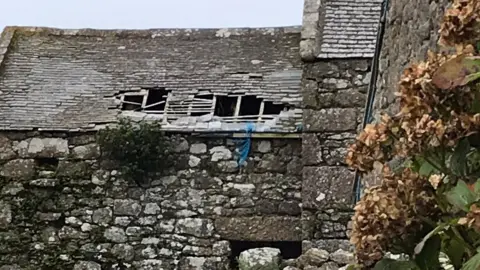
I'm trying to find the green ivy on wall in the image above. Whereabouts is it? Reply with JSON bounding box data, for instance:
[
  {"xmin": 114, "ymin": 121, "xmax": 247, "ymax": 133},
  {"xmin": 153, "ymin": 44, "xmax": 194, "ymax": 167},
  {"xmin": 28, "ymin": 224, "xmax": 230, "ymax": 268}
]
[{"xmin": 97, "ymin": 118, "xmax": 173, "ymax": 187}]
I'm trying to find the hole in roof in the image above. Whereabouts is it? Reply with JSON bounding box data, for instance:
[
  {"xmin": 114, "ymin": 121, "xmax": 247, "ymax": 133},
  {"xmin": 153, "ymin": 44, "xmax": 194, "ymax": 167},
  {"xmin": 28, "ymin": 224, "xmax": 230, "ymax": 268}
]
[
  {"xmin": 239, "ymin": 96, "xmax": 262, "ymax": 116},
  {"xmin": 121, "ymin": 95, "xmax": 143, "ymax": 110},
  {"xmin": 191, "ymin": 94, "xmax": 214, "ymax": 117},
  {"xmin": 214, "ymin": 96, "xmax": 237, "ymax": 117},
  {"xmin": 264, "ymin": 101, "xmax": 286, "ymax": 115},
  {"xmin": 145, "ymin": 88, "xmax": 170, "ymax": 111}
]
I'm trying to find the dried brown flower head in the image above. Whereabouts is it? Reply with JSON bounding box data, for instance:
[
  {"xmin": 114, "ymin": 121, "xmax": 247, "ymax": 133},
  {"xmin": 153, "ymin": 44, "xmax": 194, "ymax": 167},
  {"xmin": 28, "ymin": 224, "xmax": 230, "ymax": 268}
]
[
  {"xmin": 439, "ymin": 0, "xmax": 480, "ymax": 47},
  {"xmin": 350, "ymin": 168, "xmax": 437, "ymax": 266}
]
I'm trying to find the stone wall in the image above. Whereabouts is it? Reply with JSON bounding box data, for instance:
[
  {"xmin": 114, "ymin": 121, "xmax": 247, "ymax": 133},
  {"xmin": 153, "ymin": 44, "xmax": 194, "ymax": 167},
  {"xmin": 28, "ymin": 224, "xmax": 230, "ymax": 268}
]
[
  {"xmin": 0, "ymin": 131, "xmax": 301, "ymax": 269},
  {"xmin": 374, "ymin": 0, "xmax": 451, "ymax": 115},
  {"xmin": 301, "ymin": 59, "xmax": 371, "ymax": 252}
]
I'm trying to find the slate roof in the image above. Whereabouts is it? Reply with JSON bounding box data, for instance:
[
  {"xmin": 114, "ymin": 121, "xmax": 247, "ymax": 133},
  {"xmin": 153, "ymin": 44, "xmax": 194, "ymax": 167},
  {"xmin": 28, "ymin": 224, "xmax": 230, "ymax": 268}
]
[
  {"xmin": 0, "ymin": 26, "xmax": 302, "ymax": 132},
  {"xmin": 301, "ymin": 0, "xmax": 383, "ymax": 59},
  {"xmin": 318, "ymin": 0, "xmax": 383, "ymax": 58}
]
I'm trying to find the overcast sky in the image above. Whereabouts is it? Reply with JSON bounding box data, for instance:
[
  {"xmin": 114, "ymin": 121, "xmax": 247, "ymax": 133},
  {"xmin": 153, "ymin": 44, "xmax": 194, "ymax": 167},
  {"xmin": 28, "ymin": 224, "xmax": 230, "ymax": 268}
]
[{"xmin": 0, "ymin": 0, "xmax": 304, "ymax": 31}]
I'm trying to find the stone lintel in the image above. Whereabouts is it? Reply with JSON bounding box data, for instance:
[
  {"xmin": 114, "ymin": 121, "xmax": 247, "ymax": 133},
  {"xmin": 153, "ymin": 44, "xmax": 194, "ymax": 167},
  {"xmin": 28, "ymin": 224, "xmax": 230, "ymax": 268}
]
[{"xmin": 215, "ymin": 216, "xmax": 301, "ymax": 242}]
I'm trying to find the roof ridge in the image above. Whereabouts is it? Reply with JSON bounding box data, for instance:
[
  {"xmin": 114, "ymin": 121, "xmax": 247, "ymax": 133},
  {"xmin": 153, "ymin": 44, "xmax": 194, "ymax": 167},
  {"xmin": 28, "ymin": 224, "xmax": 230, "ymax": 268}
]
[{"xmin": 1, "ymin": 26, "xmax": 302, "ymax": 38}]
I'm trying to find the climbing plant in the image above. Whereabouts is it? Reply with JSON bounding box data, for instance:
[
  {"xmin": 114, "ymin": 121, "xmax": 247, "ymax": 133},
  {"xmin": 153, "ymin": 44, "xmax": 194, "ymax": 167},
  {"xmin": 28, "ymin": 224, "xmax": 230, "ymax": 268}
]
[
  {"xmin": 97, "ymin": 118, "xmax": 173, "ymax": 187},
  {"xmin": 346, "ymin": 0, "xmax": 480, "ymax": 269}
]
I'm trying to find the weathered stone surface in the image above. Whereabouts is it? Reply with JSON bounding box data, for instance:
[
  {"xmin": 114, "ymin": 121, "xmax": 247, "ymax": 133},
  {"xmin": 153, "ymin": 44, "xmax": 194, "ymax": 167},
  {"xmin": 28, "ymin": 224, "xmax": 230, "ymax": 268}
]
[
  {"xmin": 303, "ymin": 239, "xmax": 353, "ymax": 254},
  {"xmin": 375, "ymin": 0, "xmax": 450, "ymax": 115},
  {"xmin": 217, "ymin": 160, "xmax": 238, "ymax": 172},
  {"xmin": 319, "ymin": 262, "xmax": 340, "ymax": 270},
  {"xmin": 56, "ymin": 161, "xmax": 91, "ymax": 178},
  {"xmin": 278, "ymin": 201, "xmax": 301, "ymax": 215},
  {"xmin": 316, "ymin": 89, "xmax": 366, "ymax": 109},
  {"xmin": 174, "ymin": 137, "xmax": 189, "ymax": 153},
  {"xmin": 209, "ymin": 146, "xmax": 232, "ymax": 161},
  {"xmin": 176, "ymin": 218, "xmax": 214, "ymax": 237},
  {"xmin": 304, "ymin": 108, "xmax": 358, "ymax": 132},
  {"xmin": 111, "ymin": 244, "xmax": 135, "ymax": 261},
  {"xmin": 104, "ymin": 227, "xmax": 127, "ymax": 243},
  {"xmin": 0, "ymin": 136, "xmax": 16, "ymax": 160},
  {"xmin": 189, "ymin": 155, "xmax": 201, "ymax": 167},
  {"xmin": 190, "ymin": 143, "xmax": 207, "ymax": 154},
  {"xmin": 71, "ymin": 143, "xmax": 100, "ymax": 159},
  {"xmin": 212, "ymin": 240, "xmax": 231, "ymax": 256},
  {"xmin": 302, "ymin": 134, "xmax": 322, "ymax": 165},
  {"xmin": 144, "ymin": 202, "xmax": 161, "ymax": 215},
  {"xmin": 177, "ymin": 256, "xmax": 228, "ymax": 270},
  {"xmin": 256, "ymin": 141, "xmax": 272, "ymax": 153},
  {"xmin": 330, "ymin": 249, "xmax": 355, "ymax": 265},
  {"xmin": 215, "ymin": 216, "xmax": 301, "ymax": 241},
  {"xmin": 18, "ymin": 138, "xmax": 69, "ymax": 158},
  {"xmin": 92, "ymin": 207, "xmax": 113, "ymax": 225},
  {"xmin": 303, "ymin": 166, "xmax": 354, "ymax": 209},
  {"xmin": 0, "ymin": 265, "xmax": 22, "ymax": 270},
  {"xmin": 238, "ymin": 247, "xmax": 281, "ymax": 270},
  {"xmin": 113, "ymin": 199, "xmax": 142, "ymax": 216},
  {"xmin": 1, "ymin": 182, "xmax": 24, "ymax": 195},
  {"xmin": 1, "ymin": 159, "xmax": 35, "ymax": 180},
  {"xmin": 283, "ymin": 267, "xmax": 301, "ymax": 270},
  {"xmin": 297, "ymin": 248, "xmax": 329, "ymax": 267},
  {"xmin": 0, "ymin": 133, "xmax": 302, "ymax": 267},
  {"xmin": 73, "ymin": 261, "xmax": 101, "ymax": 270},
  {"xmin": 0, "ymin": 201, "xmax": 12, "ymax": 229},
  {"xmin": 30, "ymin": 178, "xmax": 58, "ymax": 187}
]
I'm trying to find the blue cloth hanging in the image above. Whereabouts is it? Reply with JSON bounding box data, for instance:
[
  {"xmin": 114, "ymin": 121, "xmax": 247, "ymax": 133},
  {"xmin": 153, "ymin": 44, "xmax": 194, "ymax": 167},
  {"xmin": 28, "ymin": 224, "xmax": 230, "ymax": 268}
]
[{"xmin": 236, "ymin": 122, "xmax": 255, "ymax": 167}]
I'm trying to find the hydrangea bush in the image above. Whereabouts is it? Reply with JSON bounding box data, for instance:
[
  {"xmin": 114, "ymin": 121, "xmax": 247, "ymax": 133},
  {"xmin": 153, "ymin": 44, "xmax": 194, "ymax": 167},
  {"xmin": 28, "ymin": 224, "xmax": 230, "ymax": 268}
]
[{"xmin": 346, "ymin": 0, "xmax": 480, "ymax": 269}]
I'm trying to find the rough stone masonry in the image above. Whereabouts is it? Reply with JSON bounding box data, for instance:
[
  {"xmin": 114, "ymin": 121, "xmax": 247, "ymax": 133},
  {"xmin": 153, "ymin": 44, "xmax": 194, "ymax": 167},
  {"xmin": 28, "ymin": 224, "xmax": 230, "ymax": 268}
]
[{"xmin": 0, "ymin": 132, "xmax": 303, "ymax": 269}]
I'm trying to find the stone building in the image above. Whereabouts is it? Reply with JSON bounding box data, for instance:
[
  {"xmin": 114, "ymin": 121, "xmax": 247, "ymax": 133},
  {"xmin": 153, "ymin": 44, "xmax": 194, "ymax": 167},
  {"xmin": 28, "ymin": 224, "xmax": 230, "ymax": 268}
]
[{"xmin": 0, "ymin": 0, "xmax": 389, "ymax": 269}]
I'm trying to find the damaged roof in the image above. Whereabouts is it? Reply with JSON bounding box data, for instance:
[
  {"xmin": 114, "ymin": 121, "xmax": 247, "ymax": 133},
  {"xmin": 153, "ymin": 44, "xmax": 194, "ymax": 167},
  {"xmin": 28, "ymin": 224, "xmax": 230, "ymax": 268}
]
[
  {"xmin": 0, "ymin": 26, "xmax": 302, "ymax": 132},
  {"xmin": 301, "ymin": 0, "xmax": 383, "ymax": 59}
]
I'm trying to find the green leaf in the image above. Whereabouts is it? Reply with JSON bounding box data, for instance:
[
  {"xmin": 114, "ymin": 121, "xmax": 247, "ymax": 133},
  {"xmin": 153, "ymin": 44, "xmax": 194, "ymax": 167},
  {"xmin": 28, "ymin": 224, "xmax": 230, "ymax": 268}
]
[
  {"xmin": 451, "ymin": 139, "xmax": 471, "ymax": 176},
  {"xmin": 472, "ymin": 94, "xmax": 480, "ymax": 114},
  {"xmin": 461, "ymin": 252, "xmax": 480, "ymax": 270},
  {"xmin": 474, "ymin": 180, "xmax": 480, "ymax": 198},
  {"xmin": 443, "ymin": 237, "xmax": 465, "ymax": 269},
  {"xmin": 414, "ymin": 235, "xmax": 441, "ymax": 270},
  {"xmin": 445, "ymin": 180, "xmax": 476, "ymax": 211},
  {"xmin": 419, "ymin": 161, "xmax": 435, "ymax": 176},
  {"xmin": 346, "ymin": 264, "xmax": 362, "ymax": 270},
  {"xmin": 373, "ymin": 259, "xmax": 419, "ymax": 270},
  {"xmin": 465, "ymin": 72, "xmax": 480, "ymax": 85},
  {"xmin": 414, "ymin": 224, "xmax": 449, "ymax": 255}
]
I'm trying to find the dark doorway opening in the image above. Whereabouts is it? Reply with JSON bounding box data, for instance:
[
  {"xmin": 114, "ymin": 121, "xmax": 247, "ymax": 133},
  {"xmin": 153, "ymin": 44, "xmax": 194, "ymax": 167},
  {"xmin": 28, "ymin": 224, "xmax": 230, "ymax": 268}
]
[
  {"xmin": 145, "ymin": 88, "xmax": 170, "ymax": 111},
  {"xmin": 229, "ymin": 240, "xmax": 302, "ymax": 269},
  {"xmin": 263, "ymin": 101, "xmax": 285, "ymax": 115},
  {"xmin": 239, "ymin": 96, "xmax": 262, "ymax": 116},
  {"xmin": 214, "ymin": 96, "xmax": 237, "ymax": 117}
]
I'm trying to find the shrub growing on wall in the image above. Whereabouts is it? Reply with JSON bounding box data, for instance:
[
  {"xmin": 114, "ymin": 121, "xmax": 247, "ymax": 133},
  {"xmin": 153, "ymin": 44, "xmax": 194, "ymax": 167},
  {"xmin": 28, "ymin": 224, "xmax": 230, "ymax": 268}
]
[
  {"xmin": 346, "ymin": 0, "xmax": 480, "ymax": 269},
  {"xmin": 97, "ymin": 118, "xmax": 173, "ymax": 187}
]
